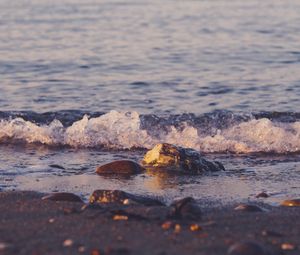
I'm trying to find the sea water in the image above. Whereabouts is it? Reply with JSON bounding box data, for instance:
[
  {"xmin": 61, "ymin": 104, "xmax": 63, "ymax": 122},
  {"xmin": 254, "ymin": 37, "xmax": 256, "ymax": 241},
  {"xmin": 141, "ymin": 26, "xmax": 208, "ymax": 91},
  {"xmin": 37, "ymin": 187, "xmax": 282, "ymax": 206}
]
[{"xmin": 0, "ymin": 0, "xmax": 299, "ymax": 206}]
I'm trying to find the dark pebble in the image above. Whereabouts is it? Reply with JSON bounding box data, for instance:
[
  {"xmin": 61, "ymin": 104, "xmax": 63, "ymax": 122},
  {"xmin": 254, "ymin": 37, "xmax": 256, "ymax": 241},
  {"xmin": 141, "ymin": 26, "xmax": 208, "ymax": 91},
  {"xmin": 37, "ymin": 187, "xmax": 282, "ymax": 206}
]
[
  {"xmin": 89, "ymin": 190, "xmax": 164, "ymax": 206},
  {"xmin": 261, "ymin": 229, "xmax": 283, "ymax": 237},
  {"xmin": 96, "ymin": 160, "xmax": 145, "ymax": 175},
  {"xmin": 234, "ymin": 204, "xmax": 263, "ymax": 212},
  {"xmin": 227, "ymin": 241, "xmax": 267, "ymax": 255},
  {"xmin": 169, "ymin": 197, "xmax": 202, "ymax": 220},
  {"xmin": 256, "ymin": 192, "xmax": 269, "ymax": 198},
  {"xmin": 42, "ymin": 192, "xmax": 83, "ymax": 203},
  {"xmin": 49, "ymin": 164, "xmax": 65, "ymax": 170}
]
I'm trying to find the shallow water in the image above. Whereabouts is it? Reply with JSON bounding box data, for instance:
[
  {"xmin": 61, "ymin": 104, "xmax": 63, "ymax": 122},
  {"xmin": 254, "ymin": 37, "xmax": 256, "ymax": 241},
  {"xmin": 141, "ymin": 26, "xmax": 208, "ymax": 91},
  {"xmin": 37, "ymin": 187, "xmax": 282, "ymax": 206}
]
[{"xmin": 0, "ymin": 0, "xmax": 300, "ymax": 206}]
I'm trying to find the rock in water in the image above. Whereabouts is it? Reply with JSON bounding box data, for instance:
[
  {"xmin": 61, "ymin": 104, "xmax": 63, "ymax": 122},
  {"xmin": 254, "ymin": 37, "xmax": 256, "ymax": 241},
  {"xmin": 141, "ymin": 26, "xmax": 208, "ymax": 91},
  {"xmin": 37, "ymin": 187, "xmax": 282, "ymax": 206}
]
[
  {"xmin": 142, "ymin": 143, "xmax": 224, "ymax": 173},
  {"xmin": 96, "ymin": 160, "xmax": 145, "ymax": 175},
  {"xmin": 89, "ymin": 190, "xmax": 164, "ymax": 206},
  {"xmin": 169, "ymin": 197, "xmax": 202, "ymax": 220}
]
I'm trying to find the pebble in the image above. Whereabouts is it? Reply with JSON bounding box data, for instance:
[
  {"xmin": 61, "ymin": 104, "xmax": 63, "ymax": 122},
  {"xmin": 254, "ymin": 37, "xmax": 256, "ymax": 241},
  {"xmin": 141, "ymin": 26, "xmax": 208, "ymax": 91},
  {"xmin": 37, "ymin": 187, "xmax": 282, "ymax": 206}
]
[
  {"xmin": 174, "ymin": 224, "xmax": 181, "ymax": 234},
  {"xmin": 280, "ymin": 198, "xmax": 300, "ymax": 207},
  {"xmin": 78, "ymin": 246, "xmax": 86, "ymax": 253},
  {"xmin": 161, "ymin": 221, "xmax": 173, "ymax": 230},
  {"xmin": 42, "ymin": 192, "xmax": 83, "ymax": 203},
  {"xmin": 96, "ymin": 160, "xmax": 145, "ymax": 175},
  {"xmin": 48, "ymin": 218, "xmax": 55, "ymax": 223},
  {"xmin": 90, "ymin": 249, "xmax": 101, "ymax": 255},
  {"xmin": 190, "ymin": 224, "xmax": 201, "ymax": 231},
  {"xmin": 113, "ymin": 215, "xmax": 128, "ymax": 221},
  {"xmin": 169, "ymin": 197, "xmax": 202, "ymax": 220},
  {"xmin": 281, "ymin": 243, "xmax": 296, "ymax": 250},
  {"xmin": 0, "ymin": 242, "xmax": 10, "ymax": 251},
  {"xmin": 234, "ymin": 204, "xmax": 263, "ymax": 212},
  {"xmin": 63, "ymin": 239, "xmax": 73, "ymax": 247},
  {"xmin": 256, "ymin": 192, "xmax": 269, "ymax": 198},
  {"xmin": 89, "ymin": 189, "xmax": 164, "ymax": 206},
  {"xmin": 227, "ymin": 241, "xmax": 267, "ymax": 255},
  {"xmin": 261, "ymin": 229, "xmax": 283, "ymax": 237},
  {"xmin": 49, "ymin": 164, "xmax": 65, "ymax": 170}
]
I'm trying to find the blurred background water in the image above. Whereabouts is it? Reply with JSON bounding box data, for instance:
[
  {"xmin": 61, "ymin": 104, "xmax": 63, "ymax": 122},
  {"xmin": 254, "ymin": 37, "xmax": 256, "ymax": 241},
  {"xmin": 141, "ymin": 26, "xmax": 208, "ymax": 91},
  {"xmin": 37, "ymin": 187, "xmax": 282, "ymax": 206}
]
[{"xmin": 0, "ymin": 0, "xmax": 299, "ymax": 113}]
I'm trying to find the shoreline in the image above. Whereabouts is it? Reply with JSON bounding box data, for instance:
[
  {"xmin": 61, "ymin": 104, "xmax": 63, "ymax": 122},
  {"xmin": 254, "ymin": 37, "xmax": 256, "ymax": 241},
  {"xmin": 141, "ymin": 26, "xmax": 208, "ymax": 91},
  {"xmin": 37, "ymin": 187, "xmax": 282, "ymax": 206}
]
[{"xmin": 0, "ymin": 190, "xmax": 299, "ymax": 255}]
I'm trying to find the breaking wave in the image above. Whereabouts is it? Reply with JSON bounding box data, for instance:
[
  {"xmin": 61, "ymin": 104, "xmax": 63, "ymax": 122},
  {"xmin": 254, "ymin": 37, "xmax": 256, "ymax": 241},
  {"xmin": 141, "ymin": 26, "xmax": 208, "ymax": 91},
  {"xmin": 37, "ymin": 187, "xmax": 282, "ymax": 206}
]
[{"xmin": 0, "ymin": 110, "xmax": 299, "ymax": 154}]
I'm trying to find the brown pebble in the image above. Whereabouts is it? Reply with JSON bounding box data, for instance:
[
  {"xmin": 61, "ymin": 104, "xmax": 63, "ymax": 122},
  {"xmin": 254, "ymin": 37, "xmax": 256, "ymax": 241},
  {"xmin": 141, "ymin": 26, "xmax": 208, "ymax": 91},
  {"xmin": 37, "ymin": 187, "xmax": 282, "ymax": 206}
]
[
  {"xmin": 96, "ymin": 160, "xmax": 144, "ymax": 175},
  {"xmin": 280, "ymin": 198, "xmax": 300, "ymax": 207},
  {"xmin": 227, "ymin": 241, "xmax": 267, "ymax": 255},
  {"xmin": 256, "ymin": 192, "xmax": 269, "ymax": 198},
  {"xmin": 91, "ymin": 249, "xmax": 101, "ymax": 255},
  {"xmin": 234, "ymin": 204, "xmax": 263, "ymax": 212},
  {"xmin": 281, "ymin": 243, "xmax": 296, "ymax": 250},
  {"xmin": 63, "ymin": 239, "xmax": 73, "ymax": 247},
  {"xmin": 161, "ymin": 221, "xmax": 173, "ymax": 230},
  {"xmin": 42, "ymin": 192, "xmax": 83, "ymax": 203},
  {"xmin": 174, "ymin": 224, "xmax": 181, "ymax": 234},
  {"xmin": 113, "ymin": 215, "xmax": 128, "ymax": 221},
  {"xmin": 190, "ymin": 224, "xmax": 201, "ymax": 231}
]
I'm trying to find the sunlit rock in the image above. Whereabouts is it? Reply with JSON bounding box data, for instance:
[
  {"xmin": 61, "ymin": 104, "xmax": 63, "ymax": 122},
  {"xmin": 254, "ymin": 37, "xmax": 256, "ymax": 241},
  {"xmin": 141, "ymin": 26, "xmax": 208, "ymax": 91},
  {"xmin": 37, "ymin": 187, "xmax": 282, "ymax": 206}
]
[{"xmin": 142, "ymin": 143, "xmax": 225, "ymax": 173}]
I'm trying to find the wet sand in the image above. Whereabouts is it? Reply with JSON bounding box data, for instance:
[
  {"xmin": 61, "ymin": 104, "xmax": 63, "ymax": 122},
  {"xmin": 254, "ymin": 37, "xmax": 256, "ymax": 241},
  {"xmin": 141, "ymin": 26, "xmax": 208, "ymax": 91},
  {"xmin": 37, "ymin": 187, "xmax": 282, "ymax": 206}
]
[{"xmin": 0, "ymin": 191, "xmax": 299, "ymax": 255}]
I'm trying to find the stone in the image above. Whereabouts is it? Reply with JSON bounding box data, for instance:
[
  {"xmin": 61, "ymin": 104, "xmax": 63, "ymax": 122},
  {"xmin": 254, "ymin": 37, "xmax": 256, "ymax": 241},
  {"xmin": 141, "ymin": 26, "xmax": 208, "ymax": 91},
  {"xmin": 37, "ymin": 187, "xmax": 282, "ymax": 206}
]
[
  {"xmin": 142, "ymin": 143, "xmax": 224, "ymax": 173},
  {"xmin": 256, "ymin": 192, "xmax": 269, "ymax": 198},
  {"xmin": 261, "ymin": 230, "xmax": 283, "ymax": 237},
  {"xmin": 280, "ymin": 198, "xmax": 300, "ymax": 207},
  {"xmin": 89, "ymin": 190, "xmax": 164, "ymax": 206},
  {"xmin": 42, "ymin": 192, "xmax": 83, "ymax": 203},
  {"xmin": 96, "ymin": 160, "xmax": 145, "ymax": 175},
  {"xmin": 169, "ymin": 197, "xmax": 202, "ymax": 220},
  {"xmin": 63, "ymin": 239, "xmax": 73, "ymax": 247},
  {"xmin": 234, "ymin": 204, "xmax": 263, "ymax": 212},
  {"xmin": 281, "ymin": 243, "xmax": 296, "ymax": 250},
  {"xmin": 227, "ymin": 242, "xmax": 267, "ymax": 255}
]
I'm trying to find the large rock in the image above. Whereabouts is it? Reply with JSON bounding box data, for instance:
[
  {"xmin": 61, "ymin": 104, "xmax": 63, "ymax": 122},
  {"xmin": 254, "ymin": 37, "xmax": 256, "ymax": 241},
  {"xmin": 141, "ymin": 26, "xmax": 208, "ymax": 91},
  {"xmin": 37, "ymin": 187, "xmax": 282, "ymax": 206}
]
[
  {"xmin": 142, "ymin": 143, "xmax": 225, "ymax": 173},
  {"xmin": 89, "ymin": 190, "xmax": 164, "ymax": 206},
  {"xmin": 96, "ymin": 160, "xmax": 145, "ymax": 175}
]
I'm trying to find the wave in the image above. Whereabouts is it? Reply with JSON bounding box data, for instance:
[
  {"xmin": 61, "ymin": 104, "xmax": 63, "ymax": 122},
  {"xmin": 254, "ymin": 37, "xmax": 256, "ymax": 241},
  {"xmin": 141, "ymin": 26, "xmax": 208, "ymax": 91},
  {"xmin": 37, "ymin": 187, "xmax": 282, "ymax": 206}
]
[{"xmin": 0, "ymin": 110, "xmax": 299, "ymax": 153}]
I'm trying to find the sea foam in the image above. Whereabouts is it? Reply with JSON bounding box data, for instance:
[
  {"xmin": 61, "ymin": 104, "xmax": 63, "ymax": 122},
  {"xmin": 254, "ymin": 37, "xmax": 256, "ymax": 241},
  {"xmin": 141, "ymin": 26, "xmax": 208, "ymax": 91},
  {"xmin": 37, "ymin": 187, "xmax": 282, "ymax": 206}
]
[{"xmin": 0, "ymin": 110, "xmax": 299, "ymax": 153}]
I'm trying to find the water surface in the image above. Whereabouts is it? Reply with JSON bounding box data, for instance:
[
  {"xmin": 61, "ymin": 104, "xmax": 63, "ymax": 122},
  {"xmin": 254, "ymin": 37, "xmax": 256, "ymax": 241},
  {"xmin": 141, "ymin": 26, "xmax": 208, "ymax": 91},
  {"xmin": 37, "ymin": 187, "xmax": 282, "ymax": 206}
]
[{"xmin": 0, "ymin": 0, "xmax": 300, "ymax": 206}]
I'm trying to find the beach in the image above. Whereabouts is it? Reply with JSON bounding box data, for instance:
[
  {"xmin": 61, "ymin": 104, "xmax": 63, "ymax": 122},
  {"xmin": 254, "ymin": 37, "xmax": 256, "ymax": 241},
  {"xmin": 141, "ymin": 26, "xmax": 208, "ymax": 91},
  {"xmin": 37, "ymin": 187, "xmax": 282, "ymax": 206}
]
[
  {"xmin": 1, "ymin": 0, "xmax": 300, "ymax": 254},
  {"xmin": 0, "ymin": 191, "xmax": 299, "ymax": 255}
]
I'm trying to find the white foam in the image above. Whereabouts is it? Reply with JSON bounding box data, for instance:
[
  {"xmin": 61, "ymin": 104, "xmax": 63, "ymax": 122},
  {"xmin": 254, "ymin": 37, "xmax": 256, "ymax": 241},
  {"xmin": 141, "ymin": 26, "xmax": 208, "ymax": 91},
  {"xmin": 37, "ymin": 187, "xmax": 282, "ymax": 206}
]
[{"xmin": 0, "ymin": 111, "xmax": 299, "ymax": 153}]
